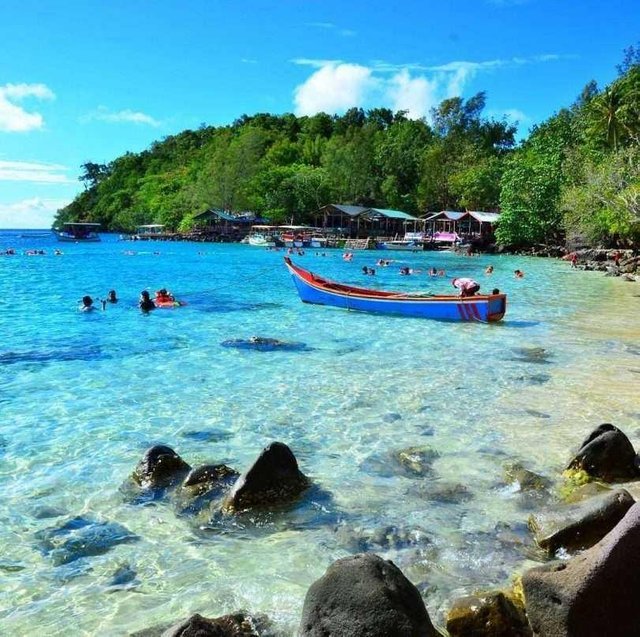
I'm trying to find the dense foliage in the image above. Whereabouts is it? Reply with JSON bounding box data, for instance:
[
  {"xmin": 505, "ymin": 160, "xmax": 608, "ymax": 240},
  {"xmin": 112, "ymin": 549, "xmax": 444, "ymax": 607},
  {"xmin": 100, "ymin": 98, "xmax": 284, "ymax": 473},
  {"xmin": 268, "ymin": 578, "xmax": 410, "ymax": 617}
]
[{"xmin": 57, "ymin": 47, "xmax": 640, "ymax": 247}]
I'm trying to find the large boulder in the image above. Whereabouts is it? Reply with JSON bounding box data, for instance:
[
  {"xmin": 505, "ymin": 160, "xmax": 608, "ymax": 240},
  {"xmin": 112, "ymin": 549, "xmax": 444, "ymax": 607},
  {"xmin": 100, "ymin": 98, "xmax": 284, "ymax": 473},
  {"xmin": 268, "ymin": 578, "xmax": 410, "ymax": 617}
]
[
  {"xmin": 529, "ymin": 488, "xmax": 635, "ymax": 554},
  {"xmin": 523, "ymin": 502, "xmax": 640, "ymax": 637},
  {"xmin": 446, "ymin": 591, "xmax": 532, "ymax": 637},
  {"xmin": 222, "ymin": 442, "xmax": 309, "ymax": 513},
  {"xmin": 299, "ymin": 553, "xmax": 439, "ymax": 637},
  {"xmin": 133, "ymin": 445, "xmax": 191, "ymax": 488},
  {"xmin": 566, "ymin": 424, "xmax": 640, "ymax": 482}
]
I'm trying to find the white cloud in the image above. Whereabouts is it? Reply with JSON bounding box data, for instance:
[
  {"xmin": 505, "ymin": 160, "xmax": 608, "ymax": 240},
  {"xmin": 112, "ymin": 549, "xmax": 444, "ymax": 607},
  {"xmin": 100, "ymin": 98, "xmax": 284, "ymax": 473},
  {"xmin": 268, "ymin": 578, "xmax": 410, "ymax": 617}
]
[
  {"xmin": 305, "ymin": 22, "xmax": 356, "ymax": 37},
  {"xmin": 0, "ymin": 160, "xmax": 73, "ymax": 184},
  {"xmin": 387, "ymin": 69, "xmax": 440, "ymax": 119},
  {"xmin": 0, "ymin": 197, "xmax": 70, "ymax": 229},
  {"xmin": 292, "ymin": 57, "xmax": 343, "ymax": 69},
  {"xmin": 0, "ymin": 83, "xmax": 55, "ymax": 132},
  {"xmin": 82, "ymin": 106, "xmax": 160, "ymax": 126},
  {"xmin": 294, "ymin": 63, "xmax": 375, "ymax": 116},
  {"xmin": 291, "ymin": 53, "xmax": 568, "ymax": 119}
]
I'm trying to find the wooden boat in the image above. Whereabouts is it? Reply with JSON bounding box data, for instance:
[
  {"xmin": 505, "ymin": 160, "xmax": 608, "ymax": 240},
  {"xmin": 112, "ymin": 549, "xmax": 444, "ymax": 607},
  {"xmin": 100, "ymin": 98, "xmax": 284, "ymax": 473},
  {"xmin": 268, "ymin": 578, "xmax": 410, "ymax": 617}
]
[
  {"xmin": 284, "ymin": 257, "xmax": 506, "ymax": 322},
  {"xmin": 56, "ymin": 222, "xmax": 101, "ymax": 242}
]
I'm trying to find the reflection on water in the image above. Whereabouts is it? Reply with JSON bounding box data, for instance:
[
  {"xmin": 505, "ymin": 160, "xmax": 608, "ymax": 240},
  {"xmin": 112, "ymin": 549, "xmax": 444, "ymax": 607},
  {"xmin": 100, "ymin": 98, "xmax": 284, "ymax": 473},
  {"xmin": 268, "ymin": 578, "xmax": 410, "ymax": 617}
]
[{"xmin": 0, "ymin": 233, "xmax": 639, "ymax": 634}]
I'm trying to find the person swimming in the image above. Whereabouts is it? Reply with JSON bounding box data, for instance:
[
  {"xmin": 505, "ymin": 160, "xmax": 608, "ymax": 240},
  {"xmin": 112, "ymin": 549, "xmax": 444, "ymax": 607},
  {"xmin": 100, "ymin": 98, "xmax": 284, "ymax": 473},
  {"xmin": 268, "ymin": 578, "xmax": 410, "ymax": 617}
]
[
  {"xmin": 107, "ymin": 290, "xmax": 118, "ymax": 303},
  {"xmin": 79, "ymin": 295, "xmax": 95, "ymax": 312},
  {"xmin": 139, "ymin": 290, "xmax": 156, "ymax": 312},
  {"xmin": 155, "ymin": 288, "xmax": 175, "ymax": 303}
]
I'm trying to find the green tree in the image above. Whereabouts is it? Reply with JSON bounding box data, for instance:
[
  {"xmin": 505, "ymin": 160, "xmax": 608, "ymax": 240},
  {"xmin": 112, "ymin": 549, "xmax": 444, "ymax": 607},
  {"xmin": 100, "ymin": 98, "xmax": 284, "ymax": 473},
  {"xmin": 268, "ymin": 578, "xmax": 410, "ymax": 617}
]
[{"xmin": 496, "ymin": 111, "xmax": 576, "ymax": 246}]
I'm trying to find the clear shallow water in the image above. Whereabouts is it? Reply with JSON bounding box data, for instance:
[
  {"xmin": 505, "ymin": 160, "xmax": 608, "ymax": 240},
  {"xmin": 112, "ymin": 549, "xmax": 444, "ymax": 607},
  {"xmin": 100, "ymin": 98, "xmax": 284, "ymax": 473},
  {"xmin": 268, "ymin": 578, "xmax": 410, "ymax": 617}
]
[{"xmin": 1, "ymin": 231, "xmax": 639, "ymax": 635}]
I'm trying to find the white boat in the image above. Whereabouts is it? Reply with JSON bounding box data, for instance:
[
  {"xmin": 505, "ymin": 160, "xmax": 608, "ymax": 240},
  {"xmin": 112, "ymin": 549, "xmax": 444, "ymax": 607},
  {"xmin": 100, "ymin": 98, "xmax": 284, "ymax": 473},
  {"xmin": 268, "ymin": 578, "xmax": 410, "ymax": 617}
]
[
  {"xmin": 310, "ymin": 236, "xmax": 328, "ymax": 249},
  {"xmin": 245, "ymin": 225, "xmax": 281, "ymax": 247},
  {"xmin": 248, "ymin": 233, "xmax": 276, "ymax": 247},
  {"xmin": 56, "ymin": 222, "xmax": 101, "ymax": 242},
  {"xmin": 378, "ymin": 239, "xmax": 422, "ymax": 251}
]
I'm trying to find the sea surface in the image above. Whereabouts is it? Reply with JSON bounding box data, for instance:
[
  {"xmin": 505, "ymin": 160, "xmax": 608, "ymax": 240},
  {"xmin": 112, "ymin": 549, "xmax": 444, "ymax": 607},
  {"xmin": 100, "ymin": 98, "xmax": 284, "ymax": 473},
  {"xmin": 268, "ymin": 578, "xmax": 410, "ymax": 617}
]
[{"xmin": 1, "ymin": 230, "xmax": 639, "ymax": 635}]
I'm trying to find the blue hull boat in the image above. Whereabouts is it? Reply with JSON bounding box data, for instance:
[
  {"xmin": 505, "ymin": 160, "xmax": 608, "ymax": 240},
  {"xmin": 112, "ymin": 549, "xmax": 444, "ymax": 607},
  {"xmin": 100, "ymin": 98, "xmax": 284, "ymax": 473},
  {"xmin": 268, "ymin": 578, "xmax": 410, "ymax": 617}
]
[{"xmin": 284, "ymin": 257, "xmax": 506, "ymax": 322}]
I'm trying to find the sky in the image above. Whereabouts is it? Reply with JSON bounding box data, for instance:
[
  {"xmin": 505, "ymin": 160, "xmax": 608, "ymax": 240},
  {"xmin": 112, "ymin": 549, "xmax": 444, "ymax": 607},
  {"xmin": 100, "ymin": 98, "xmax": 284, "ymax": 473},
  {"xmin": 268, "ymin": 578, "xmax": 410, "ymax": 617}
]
[{"xmin": 0, "ymin": 0, "xmax": 638, "ymax": 229}]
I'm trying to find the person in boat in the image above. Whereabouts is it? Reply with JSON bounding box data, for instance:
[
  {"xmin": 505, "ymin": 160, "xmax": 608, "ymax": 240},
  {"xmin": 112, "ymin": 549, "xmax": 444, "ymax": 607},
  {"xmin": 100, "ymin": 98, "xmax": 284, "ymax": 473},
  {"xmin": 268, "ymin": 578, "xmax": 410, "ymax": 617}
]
[
  {"xmin": 514, "ymin": 269, "xmax": 525, "ymax": 278},
  {"xmin": 107, "ymin": 290, "xmax": 118, "ymax": 303},
  {"xmin": 452, "ymin": 277, "xmax": 480, "ymax": 297},
  {"xmin": 492, "ymin": 288, "xmax": 500, "ymax": 295},
  {"xmin": 155, "ymin": 288, "xmax": 175, "ymax": 304},
  {"xmin": 485, "ymin": 265, "xmax": 494, "ymax": 275},
  {"xmin": 79, "ymin": 295, "xmax": 95, "ymax": 312},
  {"xmin": 139, "ymin": 290, "xmax": 156, "ymax": 312}
]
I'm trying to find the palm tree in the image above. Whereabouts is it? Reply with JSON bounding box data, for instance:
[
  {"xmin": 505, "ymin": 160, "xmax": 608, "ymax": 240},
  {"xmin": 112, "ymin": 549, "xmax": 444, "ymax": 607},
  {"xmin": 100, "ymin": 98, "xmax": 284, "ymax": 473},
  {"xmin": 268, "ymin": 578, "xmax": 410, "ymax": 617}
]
[{"xmin": 588, "ymin": 85, "xmax": 627, "ymax": 151}]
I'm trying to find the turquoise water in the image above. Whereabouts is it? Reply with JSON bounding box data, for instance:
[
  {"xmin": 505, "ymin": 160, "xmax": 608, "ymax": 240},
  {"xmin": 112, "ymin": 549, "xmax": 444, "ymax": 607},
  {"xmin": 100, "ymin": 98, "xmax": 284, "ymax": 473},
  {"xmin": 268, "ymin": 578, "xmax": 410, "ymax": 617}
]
[{"xmin": 1, "ymin": 231, "xmax": 639, "ymax": 635}]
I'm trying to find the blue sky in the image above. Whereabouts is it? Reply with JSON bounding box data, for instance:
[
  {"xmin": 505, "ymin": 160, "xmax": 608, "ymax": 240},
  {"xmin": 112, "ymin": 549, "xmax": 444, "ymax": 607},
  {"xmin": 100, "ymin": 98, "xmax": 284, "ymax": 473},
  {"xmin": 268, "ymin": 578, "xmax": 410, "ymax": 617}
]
[{"xmin": 0, "ymin": 0, "xmax": 637, "ymax": 228}]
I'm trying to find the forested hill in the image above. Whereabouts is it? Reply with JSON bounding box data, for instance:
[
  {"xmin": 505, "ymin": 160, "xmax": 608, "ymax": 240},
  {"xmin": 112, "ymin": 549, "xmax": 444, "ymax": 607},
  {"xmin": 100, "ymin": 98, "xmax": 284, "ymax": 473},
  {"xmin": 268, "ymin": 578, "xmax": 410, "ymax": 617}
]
[{"xmin": 56, "ymin": 54, "xmax": 640, "ymax": 248}]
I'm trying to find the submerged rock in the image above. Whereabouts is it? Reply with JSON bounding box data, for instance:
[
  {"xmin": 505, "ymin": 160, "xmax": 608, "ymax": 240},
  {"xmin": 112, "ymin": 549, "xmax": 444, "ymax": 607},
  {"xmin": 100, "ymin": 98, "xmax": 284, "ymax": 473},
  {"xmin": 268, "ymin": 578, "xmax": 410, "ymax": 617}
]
[
  {"xmin": 504, "ymin": 462, "xmax": 553, "ymax": 492},
  {"xmin": 221, "ymin": 337, "xmax": 311, "ymax": 352},
  {"xmin": 394, "ymin": 446, "xmax": 440, "ymax": 477},
  {"xmin": 510, "ymin": 347, "xmax": 552, "ymax": 364},
  {"xmin": 36, "ymin": 516, "xmax": 138, "ymax": 566},
  {"xmin": 133, "ymin": 445, "xmax": 191, "ymax": 488},
  {"xmin": 529, "ymin": 488, "xmax": 635, "ymax": 555},
  {"xmin": 107, "ymin": 562, "xmax": 138, "ymax": 589},
  {"xmin": 523, "ymin": 502, "xmax": 640, "ymax": 637},
  {"xmin": 183, "ymin": 464, "xmax": 238, "ymax": 494},
  {"xmin": 409, "ymin": 481, "xmax": 474, "ymax": 504},
  {"xmin": 334, "ymin": 523, "xmax": 433, "ymax": 553},
  {"xmin": 299, "ymin": 553, "xmax": 439, "ymax": 637},
  {"xmin": 222, "ymin": 442, "xmax": 309, "ymax": 513},
  {"xmin": 566, "ymin": 424, "xmax": 640, "ymax": 482},
  {"xmin": 447, "ymin": 591, "xmax": 532, "ymax": 637},
  {"xmin": 177, "ymin": 464, "xmax": 239, "ymax": 516}
]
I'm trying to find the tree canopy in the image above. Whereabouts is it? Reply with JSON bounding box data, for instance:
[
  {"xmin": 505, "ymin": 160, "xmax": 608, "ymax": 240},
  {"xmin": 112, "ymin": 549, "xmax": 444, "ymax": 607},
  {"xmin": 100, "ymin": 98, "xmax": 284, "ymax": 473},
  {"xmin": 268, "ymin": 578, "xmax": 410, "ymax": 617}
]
[{"xmin": 56, "ymin": 48, "xmax": 640, "ymax": 248}]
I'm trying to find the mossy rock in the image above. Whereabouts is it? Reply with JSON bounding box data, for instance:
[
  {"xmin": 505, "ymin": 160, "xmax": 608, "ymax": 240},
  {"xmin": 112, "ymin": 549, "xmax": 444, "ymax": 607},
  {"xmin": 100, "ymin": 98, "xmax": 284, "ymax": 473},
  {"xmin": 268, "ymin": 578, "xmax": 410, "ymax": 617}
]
[{"xmin": 446, "ymin": 590, "xmax": 532, "ymax": 637}]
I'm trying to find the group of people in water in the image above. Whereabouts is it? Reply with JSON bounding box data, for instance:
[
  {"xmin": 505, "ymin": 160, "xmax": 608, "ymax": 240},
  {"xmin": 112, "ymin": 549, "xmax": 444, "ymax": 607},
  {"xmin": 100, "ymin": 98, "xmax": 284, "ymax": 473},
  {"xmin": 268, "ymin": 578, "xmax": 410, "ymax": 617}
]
[
  {"xmin": 79, "ymin": 288, "xmax": 180, "ymax": 313},
  {"xmin": 450, "ymin": 264, "xmax": 525, "ymax": 297},
  {"xmin": 1, "ymin": 248, "xmax": 63, "ymax": 256}
]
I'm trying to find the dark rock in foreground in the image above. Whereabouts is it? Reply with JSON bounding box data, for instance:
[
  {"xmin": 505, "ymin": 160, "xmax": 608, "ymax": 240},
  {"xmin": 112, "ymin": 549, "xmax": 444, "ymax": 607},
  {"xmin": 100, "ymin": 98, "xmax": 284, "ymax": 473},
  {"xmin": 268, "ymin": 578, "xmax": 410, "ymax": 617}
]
[
  {"xmin": 523, "ymin": 502, "xmax": 640, "ymax": 637},
  {"xmin": 133, "ymin": 445, "xmax": 191, "ymax": 488},
  {"xmin": 299, "ymin": 553, "xmax": 439, "ymax": 637},
  {"xmin": 529, "ymin": 488, "xmax": 635, "ymax": 555},
  {"xmin": 222, "ymin": 442, "xmax": 309, "ymax": 513},
  {"xmin": 447, "ymin": 591, "xmax": 532, "ymax": 637},
  {"xmin": 566, "ymin": 424, "xmax": 640, "ymax": 482},
  {"xmin": 160, "ymin": 611, "xmax": 276, "ymax": 636}
]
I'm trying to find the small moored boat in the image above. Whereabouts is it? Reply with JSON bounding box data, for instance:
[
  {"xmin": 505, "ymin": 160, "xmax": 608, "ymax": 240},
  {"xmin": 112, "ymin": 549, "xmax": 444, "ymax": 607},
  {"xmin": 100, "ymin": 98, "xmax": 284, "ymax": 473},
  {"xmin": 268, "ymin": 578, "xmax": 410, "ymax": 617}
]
[
  {"xmin": 56, "ymin": 222, "xmax": 101, "ymax": 242},
  {"xmin": 284, "ymin": 257, "xmax": 506, "ymax": 322}
]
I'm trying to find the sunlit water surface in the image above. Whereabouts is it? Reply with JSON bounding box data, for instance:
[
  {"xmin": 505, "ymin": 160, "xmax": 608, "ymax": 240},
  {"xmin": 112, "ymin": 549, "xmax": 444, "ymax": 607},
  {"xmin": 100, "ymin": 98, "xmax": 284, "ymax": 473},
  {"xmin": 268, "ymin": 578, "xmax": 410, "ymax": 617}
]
[{"xmin": 1, "ymin": 232, "xmax": 639, "ymax": 635}]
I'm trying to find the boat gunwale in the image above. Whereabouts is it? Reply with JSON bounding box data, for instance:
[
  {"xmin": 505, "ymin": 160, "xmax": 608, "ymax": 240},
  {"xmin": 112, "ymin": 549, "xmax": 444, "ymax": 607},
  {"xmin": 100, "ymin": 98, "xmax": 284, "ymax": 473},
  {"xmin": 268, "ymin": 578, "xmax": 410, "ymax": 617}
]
[{"xmin": 284, "ymin": 257, "xmax": 505, "ymax": 303}]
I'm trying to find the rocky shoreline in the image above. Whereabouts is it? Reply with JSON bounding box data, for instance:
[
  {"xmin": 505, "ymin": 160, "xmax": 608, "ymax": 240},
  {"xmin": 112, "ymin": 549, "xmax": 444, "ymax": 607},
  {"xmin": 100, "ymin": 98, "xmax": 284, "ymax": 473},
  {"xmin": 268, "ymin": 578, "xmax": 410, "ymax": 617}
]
[
  {"xmin": 499, "ymin": 246, "xmax": 640, "ymax": 281},
  {"xmin": 37, "ymin": 425, "xmax": 640, "ymax": 636}
]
